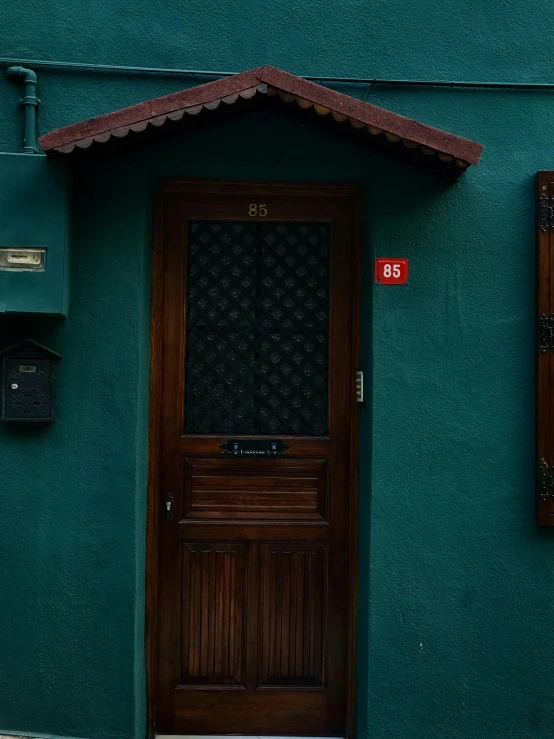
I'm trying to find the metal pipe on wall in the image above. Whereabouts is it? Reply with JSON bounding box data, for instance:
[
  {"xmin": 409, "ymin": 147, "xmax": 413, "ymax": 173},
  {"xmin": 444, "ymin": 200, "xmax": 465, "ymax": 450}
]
[
  {"xmin": 6, "ymin": 66, "xmax": 39, "ymax": 154},
  {"xmin": 2, "ymin": 57, "xmax": 554, "ymax": 90}
]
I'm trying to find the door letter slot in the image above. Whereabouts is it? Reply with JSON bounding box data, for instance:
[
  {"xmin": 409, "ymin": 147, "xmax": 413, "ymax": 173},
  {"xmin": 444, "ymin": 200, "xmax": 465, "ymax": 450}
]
[{"xmin": 220, "ymin": 439, "xmax": 290, "ymax": 456}]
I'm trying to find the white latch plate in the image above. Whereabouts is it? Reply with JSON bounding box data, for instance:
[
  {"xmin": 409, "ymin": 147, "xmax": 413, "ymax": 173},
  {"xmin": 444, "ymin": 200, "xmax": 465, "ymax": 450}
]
[{"xmin": 356, "ymin": 371, "xmax": 364, "ymax": 403}]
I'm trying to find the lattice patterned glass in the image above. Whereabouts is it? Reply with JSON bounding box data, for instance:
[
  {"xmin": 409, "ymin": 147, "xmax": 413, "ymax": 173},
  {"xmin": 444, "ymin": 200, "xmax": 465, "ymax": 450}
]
[{"xmin": 184, "ymin": 221, "xmax": 330, "ymax": 435}]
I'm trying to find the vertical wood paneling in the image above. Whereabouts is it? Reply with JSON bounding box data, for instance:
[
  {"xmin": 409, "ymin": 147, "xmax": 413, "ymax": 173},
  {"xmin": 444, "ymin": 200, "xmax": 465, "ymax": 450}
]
[
  {"xmin": 259, "ymin": 543, "xmax": 327, "ymax": 687},
  {"xmin": 180, "ymin": 542, "xmax": 245, "ymax": 686}
]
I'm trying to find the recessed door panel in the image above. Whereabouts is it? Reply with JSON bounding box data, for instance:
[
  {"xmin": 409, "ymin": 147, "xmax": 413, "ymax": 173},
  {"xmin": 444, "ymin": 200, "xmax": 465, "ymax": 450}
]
[
  {"xmin": 259, "ymin": 543, "xmax": 327, "ymax": 688},
  {"xmin": 179, "ymin": 542, "xmax": 246, "ymax": 688},
  {"xmin": 183, "ymin": 457, "xmax": 327, "ymax": 521}
]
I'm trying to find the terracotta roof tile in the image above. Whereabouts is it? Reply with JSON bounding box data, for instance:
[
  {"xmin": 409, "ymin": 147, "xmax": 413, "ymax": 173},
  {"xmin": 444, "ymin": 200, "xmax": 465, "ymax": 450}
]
[{"xmin": 39, "ymin": 65, "xmax": 483, "ymax": 175}]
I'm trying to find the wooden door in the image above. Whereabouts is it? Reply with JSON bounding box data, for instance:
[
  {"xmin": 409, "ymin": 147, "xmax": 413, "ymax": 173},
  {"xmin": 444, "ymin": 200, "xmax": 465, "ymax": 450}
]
[{"xmin": 150, "ymin": 180, "xmax": 360, "ymax": 736}]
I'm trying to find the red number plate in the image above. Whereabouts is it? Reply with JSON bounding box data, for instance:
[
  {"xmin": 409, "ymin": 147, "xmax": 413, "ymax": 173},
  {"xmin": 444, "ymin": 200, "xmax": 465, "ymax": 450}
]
[{"xmin": 374, "ymin": 258, "xmax": 409, "ymax": 285}]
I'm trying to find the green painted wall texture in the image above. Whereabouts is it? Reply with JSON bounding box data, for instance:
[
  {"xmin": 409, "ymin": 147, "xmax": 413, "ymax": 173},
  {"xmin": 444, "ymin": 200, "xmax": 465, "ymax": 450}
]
[{"xmin": 1, "ymin": 3, "xmax": 554, "ymax": 739}]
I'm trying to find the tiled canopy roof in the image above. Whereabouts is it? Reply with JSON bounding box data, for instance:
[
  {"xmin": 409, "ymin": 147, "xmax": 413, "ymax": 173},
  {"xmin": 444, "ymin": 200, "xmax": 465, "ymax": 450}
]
[{"xmin": 39, "ymin": 66, "xmax": 483, "ymax": 178}]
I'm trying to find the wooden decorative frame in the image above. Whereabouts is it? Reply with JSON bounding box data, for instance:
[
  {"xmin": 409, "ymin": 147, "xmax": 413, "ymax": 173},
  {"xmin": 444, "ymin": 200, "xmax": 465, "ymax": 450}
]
[{"xmin": 537, "ymin": 171, "xmax": 554, "ymax": 525}]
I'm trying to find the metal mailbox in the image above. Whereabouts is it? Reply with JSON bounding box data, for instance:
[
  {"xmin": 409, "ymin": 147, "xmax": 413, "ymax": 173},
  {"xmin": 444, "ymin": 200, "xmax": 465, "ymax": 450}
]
[{"xmin": 1, "ymin": 339, "xmax": 61, "ymax": 422}]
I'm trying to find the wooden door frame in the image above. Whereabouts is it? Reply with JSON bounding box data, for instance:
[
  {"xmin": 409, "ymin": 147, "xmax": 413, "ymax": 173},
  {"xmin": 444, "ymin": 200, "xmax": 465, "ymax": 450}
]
[{"xmin": 145, "ymin": 179, "xmax": 362, "ymax": 738}]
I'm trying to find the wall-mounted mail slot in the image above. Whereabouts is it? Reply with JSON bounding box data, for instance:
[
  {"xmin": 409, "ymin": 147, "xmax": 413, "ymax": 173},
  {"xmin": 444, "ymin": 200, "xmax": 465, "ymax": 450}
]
[
  {"xmin": 220, "ymin": 439, "xmax": 290, "ymax": 456},
  {"xmin": 0, "ymin": 248, "xmax": 46, "ymax": 271}
]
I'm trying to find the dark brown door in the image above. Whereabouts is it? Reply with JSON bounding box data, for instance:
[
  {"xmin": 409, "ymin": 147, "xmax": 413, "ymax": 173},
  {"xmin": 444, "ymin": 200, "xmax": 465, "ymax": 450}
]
[{"xmin": 153, "ymin": 181, "xmax": 359, "ymax": 736}]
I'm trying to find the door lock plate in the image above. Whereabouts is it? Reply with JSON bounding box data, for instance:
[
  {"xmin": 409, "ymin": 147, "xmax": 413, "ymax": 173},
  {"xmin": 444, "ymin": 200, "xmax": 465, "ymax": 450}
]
[{"xmin": 164, "ymin": 492, "xmax": 174, "ymax": 518}]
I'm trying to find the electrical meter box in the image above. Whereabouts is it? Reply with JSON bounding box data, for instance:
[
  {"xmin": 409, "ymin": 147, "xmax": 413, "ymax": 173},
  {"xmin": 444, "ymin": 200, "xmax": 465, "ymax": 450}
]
[{"xmin": 0, "ymin": 153, "xmax": 70, "ymax": 315}]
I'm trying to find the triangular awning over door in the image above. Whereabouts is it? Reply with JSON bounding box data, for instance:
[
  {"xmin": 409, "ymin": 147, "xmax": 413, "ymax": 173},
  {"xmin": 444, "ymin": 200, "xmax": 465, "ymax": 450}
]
[{"xmin": 39, "ymin": 65, "xmax": 483, "ymax": 180}]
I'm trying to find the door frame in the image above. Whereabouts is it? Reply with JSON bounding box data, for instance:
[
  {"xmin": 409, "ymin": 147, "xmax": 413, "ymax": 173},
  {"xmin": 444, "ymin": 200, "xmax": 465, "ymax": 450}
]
[{"xmin": 145, "ymin": 179, "xmax": 362, "ymax": 738}]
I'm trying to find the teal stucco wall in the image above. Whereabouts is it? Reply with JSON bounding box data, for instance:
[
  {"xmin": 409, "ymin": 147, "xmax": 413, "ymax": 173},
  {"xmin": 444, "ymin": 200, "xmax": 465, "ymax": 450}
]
[{"xmin": 2, "ymin": 3, "xmax": 554, "ymax": 739}]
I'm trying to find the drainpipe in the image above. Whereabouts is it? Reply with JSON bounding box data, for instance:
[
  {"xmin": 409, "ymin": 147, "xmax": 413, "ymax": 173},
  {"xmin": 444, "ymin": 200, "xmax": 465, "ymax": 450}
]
[{"xmin": 6, "ymin": 66, "xmax": 39, "ymax": 153}]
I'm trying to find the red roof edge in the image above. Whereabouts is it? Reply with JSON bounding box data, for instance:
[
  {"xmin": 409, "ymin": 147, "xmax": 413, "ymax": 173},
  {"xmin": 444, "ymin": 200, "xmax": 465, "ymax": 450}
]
[
  {"xmin": 39, "ymin": 65, "xmax": 483, "ymax": 168},
  {"xmin": 259, "ymin": 66, "xmax": 483, "ymax": 166},
  {"xmin": 39, "ymin": 67, "xmax": 265, "ymax": 151}
]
